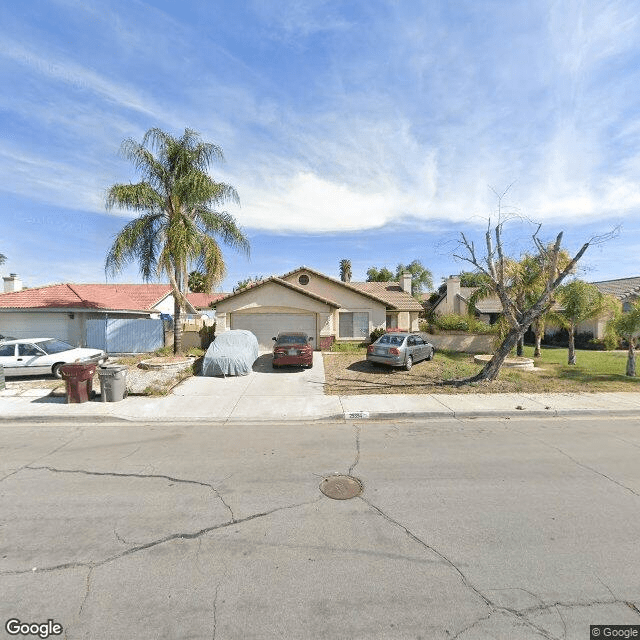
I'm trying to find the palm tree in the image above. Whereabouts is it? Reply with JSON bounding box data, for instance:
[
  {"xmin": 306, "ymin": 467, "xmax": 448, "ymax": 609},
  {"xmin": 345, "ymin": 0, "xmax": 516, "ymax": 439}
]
[
  {"xmin": 0, "ymin": 252, "xmax": 6, "ymax": 267},
  {"xmin": 339, "ymin": 259, "xmax": 352, "ymax": 283},
  {"xmin": 105, "ymin": 127, "xmax": 249, "ymax": 354},
  {"xmin": 551, "ymin": 280, "xmax": 616, "ymax": 365},
  {"xmin": 608, "ymin": 299, "xmax": 640, "ymax": 376}
]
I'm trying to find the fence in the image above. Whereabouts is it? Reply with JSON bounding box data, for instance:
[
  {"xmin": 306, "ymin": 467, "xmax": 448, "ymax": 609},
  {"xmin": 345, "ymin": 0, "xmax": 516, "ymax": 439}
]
[{"xmin": 86, "ymin": 319, "xmax": 165, "ymax": 354}]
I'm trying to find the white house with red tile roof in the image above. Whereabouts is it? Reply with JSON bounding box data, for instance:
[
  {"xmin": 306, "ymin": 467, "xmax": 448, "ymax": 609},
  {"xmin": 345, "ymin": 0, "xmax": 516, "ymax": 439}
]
[
  {"xmin": 214, "ymin": 266, "xmax": 422, "ymax": 350},
  {"xmin": 0, "ymin": 277, "xmax": 203, "ymax": 346}
]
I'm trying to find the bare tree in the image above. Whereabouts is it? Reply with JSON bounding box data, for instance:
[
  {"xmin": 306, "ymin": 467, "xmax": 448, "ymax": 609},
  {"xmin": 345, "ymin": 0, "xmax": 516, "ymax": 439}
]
[{"xmin": 451, "ymin": 195, "xmax": 617, "ymax": 383}]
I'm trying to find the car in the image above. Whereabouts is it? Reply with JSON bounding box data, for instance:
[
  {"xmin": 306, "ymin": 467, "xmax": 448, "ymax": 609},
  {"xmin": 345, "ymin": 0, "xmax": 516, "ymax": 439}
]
[
  {"xmin": 201, "ymin": 329, "xmax": 259, "ymax": 376},
  {"xmin": 272, "ymin": 332, "xmax": 313, "ymax": 369},
  {"xmin": 0, "ymin": 338, "xmax": 106, "ymax": 378},
  {"xmin": 366, "ymin": 332, "xmax": 434, "ymax": 370}
]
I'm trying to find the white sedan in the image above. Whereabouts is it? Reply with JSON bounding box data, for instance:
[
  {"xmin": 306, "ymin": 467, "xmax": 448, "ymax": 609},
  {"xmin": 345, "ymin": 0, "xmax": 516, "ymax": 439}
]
[{"xmin": 0, "ymin": 338, "xmax": 106, "ymax": 378}]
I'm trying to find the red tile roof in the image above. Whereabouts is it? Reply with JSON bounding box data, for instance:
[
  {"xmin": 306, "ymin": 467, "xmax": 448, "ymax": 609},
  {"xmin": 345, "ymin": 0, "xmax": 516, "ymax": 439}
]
[
  {"xmin": 0, "ymin": 283, "xmax": 173, "ymax": 311},
  {"xmin": 186, "ymin": 292, "xmax": 228, "ymax": 309}
]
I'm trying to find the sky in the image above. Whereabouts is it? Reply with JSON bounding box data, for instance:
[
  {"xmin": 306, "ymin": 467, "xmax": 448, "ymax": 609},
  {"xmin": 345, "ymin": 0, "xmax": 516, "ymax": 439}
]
[{"xmin": 1, "ymin": 0, "xmax": 639, "ymax": 294}]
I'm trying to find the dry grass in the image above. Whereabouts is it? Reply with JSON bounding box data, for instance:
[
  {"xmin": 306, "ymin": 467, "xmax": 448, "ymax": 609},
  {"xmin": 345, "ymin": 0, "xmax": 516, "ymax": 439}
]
[{"xmin": 322, "ymin": 347, "xmax": 640, "ymax": 395}]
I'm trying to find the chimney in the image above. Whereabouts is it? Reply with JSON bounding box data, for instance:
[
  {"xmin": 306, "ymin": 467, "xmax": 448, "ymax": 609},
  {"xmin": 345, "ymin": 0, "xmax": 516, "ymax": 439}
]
[
  {"xmin": 3, "ymin": 273, "xmax": 22, "ymax": 293},
  {"xmin": 401, "ymin": 272, "xmax": 412, "ymax": 294},
  {"xmin": 446, "ymin": 275, "xmax": 461, "ymax": 313}
]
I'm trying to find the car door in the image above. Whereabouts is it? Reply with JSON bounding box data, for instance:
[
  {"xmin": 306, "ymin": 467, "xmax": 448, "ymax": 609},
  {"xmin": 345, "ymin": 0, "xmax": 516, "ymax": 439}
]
[
  {"xmin": 17, "ymin": 342, "xmax": 50, "ymax": 375},
  {"xmin": 413, "ymin": 335, "xmax": 427, "ymax": 361},
  {"xmin": 405, "ymin": 336, "xmax": 417, "ymax": 361},
  {"xmin": 0, "ymin": 343, "xmax": 19, "ymax": 375}
]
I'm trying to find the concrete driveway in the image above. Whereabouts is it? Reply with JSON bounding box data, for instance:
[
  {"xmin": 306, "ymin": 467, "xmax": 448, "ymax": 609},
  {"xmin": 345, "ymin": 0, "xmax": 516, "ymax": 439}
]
[{"xmin": 167, "ymin": 351, "xmax": 340, "ymax": 421}]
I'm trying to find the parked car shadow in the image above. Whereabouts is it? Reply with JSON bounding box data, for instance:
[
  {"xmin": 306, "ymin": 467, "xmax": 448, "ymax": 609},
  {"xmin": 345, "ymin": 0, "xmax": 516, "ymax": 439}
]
[
  {"xmin": 252, "ymin": 353, "xmax": 306, "ymax": 373},
  {"xmin": 346, "ymin": 360, "xmax": 397, "ymax": 374}
]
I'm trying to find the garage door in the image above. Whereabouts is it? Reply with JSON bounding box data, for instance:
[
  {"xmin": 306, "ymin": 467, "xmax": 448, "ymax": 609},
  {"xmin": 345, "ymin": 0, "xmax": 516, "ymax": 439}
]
[
  {"xmin": 0, "ymin": 312, "xmax": 70, "ymax": 342},
  {"xmin": 231, "ymin": 313, "xmax": 316, "ymax": 350}
]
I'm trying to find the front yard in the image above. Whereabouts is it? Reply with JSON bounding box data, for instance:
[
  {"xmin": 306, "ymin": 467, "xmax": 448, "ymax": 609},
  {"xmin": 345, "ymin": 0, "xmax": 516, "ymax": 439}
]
[{"xmin": 322, "ymin": 346, "xmax": 640, "ymax": 395}]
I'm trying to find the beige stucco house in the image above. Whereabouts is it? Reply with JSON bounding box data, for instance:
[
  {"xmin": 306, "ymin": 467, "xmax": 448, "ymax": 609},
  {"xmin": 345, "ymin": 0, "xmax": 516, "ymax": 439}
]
[
  {"xmin": 431, "ymin": 274, "xmax": 640, "ymax": 339},
  {"xmin": 214, "ymin": 266, "xmax": 423, "ymax": 349}
]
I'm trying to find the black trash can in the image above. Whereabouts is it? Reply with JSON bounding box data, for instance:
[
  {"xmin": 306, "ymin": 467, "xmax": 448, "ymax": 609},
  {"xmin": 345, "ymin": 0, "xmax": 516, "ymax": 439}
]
[
  {"xmin": 98, "ymin": 365, "xmax": 128, "ymax": 402},
  {"xmin": 60, "ymin": 362, "xmax": 97, "ymax": 403}
]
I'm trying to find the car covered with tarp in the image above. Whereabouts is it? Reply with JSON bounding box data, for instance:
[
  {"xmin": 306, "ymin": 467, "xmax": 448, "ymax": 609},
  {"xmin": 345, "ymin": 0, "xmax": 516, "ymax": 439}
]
[{"xmin": 201, "ymin": 329, "xmax": 259, "ymax": 377}]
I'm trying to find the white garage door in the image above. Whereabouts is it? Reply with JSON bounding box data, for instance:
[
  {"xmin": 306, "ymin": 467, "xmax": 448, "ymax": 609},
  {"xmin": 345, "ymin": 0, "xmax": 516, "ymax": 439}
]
[
  {"xmin": 0, "ymin": 312, "xmax": 70, "ymax": 342},
  {"xmin": 231, "ymin": 313, "xmax": 316, "ymax": 350}
]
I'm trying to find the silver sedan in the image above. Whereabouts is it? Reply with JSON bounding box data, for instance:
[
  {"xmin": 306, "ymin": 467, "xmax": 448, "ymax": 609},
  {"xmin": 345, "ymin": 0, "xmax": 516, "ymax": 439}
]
[{"xmin": 366, "ymin": 332, "xmax": 435, "ymax": 370}]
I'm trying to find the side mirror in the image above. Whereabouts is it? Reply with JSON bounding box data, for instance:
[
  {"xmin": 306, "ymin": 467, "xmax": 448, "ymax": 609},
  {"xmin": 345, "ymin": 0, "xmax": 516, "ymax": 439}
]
[
  {"xmin": 309, "ymin": 337, "xmax": 313, "ymax": 340},
  {"xmin": 272, "ymin": 337, "xmax": 277, "ymax": 341}
]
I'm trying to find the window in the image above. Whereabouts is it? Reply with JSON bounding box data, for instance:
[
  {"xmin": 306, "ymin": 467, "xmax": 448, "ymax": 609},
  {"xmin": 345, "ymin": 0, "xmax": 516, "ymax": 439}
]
[
  {"xmin": 298, "ymin": 274, "xmax": 309, "ymax": 285},
  {"xmin": 0, "ymin": 344, "xmax": 15, "ymax": 357},
  {"xmin": 386, "ymin": 314, "xmax": 398, "ymax": 329},
  {"xmin": 339, "ymin": 312, "xmax": 369, "ymax": 338},
  {"xmin": 18, "ymin": 344, "xmax": 43, "ymax": 357}
]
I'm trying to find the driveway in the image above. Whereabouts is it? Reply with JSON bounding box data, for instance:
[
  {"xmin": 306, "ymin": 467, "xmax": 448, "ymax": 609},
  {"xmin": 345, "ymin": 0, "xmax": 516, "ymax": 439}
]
[{"xmin": 167, "ymin": 351, "xmax": 339, "ymax": 421}]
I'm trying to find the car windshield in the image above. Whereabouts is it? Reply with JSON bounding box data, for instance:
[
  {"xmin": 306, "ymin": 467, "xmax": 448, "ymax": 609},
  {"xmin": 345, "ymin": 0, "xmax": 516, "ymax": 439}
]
[
  {"xmin": 277, "ymin": 335, "xmax": 307, "ymax": 344},
  {"xmin": 379, "ymin": 335, "xmax": 405, "ymax": 346},
  {"xmin": 37, "ymin": 339, "xmax": 74, "ymax": 354}
]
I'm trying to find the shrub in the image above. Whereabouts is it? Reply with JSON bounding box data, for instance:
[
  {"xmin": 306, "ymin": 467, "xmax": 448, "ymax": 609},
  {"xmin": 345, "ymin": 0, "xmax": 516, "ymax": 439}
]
[
  {"xmin": 421, "ymin": 314, "xmax": 498, "ymax": 334},
  {"xmin": 369, "ymin": 327, "xmax": 386, "ymax": 343}
]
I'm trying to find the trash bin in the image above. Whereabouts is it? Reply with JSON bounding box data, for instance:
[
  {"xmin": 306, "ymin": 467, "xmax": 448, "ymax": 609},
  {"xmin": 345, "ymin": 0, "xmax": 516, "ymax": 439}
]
[
  {"xmin": 98, "ymin": 365, "xmax": 128, "ymax": 402},
  {"xmin": 60, "ymin": 362, "xmax": 97, "ymax": 404},
  {"xmin": 0, "ymin": 364, "xmax": 5, "ymax": 391}
]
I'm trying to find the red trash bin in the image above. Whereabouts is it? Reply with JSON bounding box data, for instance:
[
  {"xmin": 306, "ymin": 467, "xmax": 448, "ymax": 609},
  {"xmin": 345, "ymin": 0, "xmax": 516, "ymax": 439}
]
[{"xmin": 60, "ymin": 362, "xmax": 97, "ymax": 403}]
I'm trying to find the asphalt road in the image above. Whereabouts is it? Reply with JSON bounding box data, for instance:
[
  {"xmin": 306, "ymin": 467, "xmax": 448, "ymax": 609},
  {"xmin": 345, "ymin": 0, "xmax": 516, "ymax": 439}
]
[{"xmin": 1, "ymin": 415, "xmax": 639, "ymax": 640}]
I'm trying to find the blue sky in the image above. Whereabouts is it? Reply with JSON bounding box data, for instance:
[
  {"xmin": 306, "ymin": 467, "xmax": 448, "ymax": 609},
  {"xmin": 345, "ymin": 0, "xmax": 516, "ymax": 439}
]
[{"xmin": 1, "ymin": 0, "xmax": 639, "ymax": 293}]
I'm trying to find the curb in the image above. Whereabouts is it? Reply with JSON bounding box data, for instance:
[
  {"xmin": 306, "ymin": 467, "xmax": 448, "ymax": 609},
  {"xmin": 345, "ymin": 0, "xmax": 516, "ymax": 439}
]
[{"xmin": 3, "ymin": 407, "xmax": 640, "ymax": 425}]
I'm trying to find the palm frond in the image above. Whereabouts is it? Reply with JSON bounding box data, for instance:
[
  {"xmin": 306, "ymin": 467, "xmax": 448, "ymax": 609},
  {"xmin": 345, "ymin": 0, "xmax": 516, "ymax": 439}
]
[
  {"xmin": 196, "ymin": 208, "xmax": 250, "ymax": 256},
  {"xmin": 106, "ymin": 182, "xmax": 163, "ymax": 213}
]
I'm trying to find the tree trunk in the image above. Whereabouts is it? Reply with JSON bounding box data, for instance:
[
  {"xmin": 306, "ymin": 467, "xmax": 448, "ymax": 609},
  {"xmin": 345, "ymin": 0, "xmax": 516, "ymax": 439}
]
[
  {"xmin": 627, "ymin": 340, "xmax": 636, "ymax": 377},
  {"xmin": 173, "ymin": 294, "xmax": 182, "ymax": 355},
  {"xmin": 464, "ymin": 327, "xmax": 522, "ymax": 382},
  {"xmin": 516, "ymin": 334, "xmax": 524, "ymax": 356},
  {"xmin": 567, "ymin": 324, "xmax": 576, "ymax": 365},
  {"xmin": 533, "ymin": 318, "xmax": 542, "ymax": 357}
]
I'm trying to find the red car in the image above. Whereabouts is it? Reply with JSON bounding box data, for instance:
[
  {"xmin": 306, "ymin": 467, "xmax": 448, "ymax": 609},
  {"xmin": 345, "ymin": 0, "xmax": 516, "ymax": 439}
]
[{"xmin": 272, "ymin": 332, "xmax": 314, "ymax": 369}]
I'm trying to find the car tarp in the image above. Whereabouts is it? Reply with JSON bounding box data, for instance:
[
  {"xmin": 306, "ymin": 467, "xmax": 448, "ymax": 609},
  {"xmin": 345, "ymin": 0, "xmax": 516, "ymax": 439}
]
[{"xmin": 201, "ymin": 329, "xmax": 259, "ymax": 377}]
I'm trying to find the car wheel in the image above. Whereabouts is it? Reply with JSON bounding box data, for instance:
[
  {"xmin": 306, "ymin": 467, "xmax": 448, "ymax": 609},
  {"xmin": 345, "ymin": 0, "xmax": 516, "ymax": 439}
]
[
  {"xmin": 52, "ymin": 363, "xmax": 64, "ymax": 379},
  {"xmin": 404, "ymin": 355, "xmax": 413, "ymax": 371},
  {"xmin": 272, "ymin": 362, "xmax": 279, "ymax": 369},
  {"xmin": 426, "ymin": 349, "xmax": 434, "ymax": 361}
]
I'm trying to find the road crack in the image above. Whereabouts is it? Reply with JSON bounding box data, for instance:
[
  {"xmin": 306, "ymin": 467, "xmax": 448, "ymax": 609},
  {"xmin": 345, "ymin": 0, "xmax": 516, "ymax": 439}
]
[
  {"xmin": 348, "ymin": 424, "xmax": 361, "ymax": 475},
  {"xmin": 26, "ymin": 465, "xmax": 236, "ymax": 521},
  {"xmin": 0, "ymin": 498, "xmax": 320, "ymax": 577},
  {"xmin": 361, "ymin": 497, "xmax": 560, "ymax": 639},
  {"xmin": 512, "ymin": 431, "xmax": 640, "ymax": 499}
]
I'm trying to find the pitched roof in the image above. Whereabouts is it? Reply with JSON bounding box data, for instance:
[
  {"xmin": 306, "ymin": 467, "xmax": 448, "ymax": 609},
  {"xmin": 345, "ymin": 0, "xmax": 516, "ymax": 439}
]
[
  {"xmin": 349, "ymin": 281, "xmax": 424, "ymax": 311},
  {"xmin": 0, "ymin": 283, "xmax": 173, "ymax": 312},
  {"xmin": 216, "ymin": 276, "xmax": 341, "ymax": 307},
  {"xmin": 591, "ymin": 277, "xmax": 640, "ymax": 299},
  {"xmin": 280, "ymin": 266, "xmax": 422, "ymax": 310},
  {"xmin": 186, "ymin": 292, "xmax": 228, "ymax": 309}
]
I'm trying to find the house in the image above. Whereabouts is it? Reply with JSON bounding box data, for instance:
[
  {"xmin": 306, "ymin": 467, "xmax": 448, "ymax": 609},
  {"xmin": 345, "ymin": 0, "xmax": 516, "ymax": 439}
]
[
  {"xmin": 430, "ymin": 276, "xmax": 503, "ymax": 324},
  {"xmin": 214, "ymin": 266, "xmax": 423, "ymax": 350},
  {"xmin": 0, "ymin": 275, "xmax": 206, "ymax": 346},
  {"xmin": 431, "ymin": 274, "xmax": 640, "ymax": 339}
]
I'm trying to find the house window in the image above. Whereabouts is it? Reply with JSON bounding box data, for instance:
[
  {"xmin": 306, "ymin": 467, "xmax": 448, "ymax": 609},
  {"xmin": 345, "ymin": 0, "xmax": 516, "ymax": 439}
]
[
  {"xmin": 386, "ymin": 314, "xmax": 398, "ymax": 329},
  {"xmin": 339, "ymin": 312, "xmax": 369, "ymax": 338},
  {"xmin": 298, "ymin": 274, "xmax": 310, "ymax": 285}
]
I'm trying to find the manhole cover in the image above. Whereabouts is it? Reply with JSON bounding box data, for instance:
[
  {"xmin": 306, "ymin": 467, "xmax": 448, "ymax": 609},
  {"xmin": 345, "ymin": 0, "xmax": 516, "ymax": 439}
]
[{"xmin": 319, "ymin": 475, "xmax": 363, "ymax": 500}]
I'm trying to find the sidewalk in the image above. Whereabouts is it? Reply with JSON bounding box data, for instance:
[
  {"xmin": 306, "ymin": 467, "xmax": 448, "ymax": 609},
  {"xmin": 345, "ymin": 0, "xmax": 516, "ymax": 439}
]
[{"xmin": 2, "ymin": 379, "xmax": 640, "ymax": 422}]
